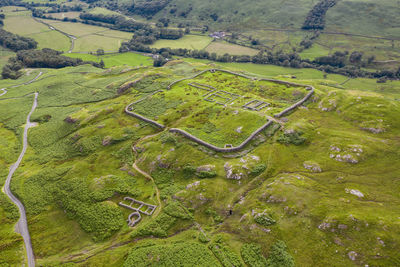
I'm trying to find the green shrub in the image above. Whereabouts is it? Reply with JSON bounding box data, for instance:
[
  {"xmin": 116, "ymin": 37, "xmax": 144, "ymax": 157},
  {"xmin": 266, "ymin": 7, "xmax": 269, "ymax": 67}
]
[
  {"xmin": 198, "ymin": 232, "xmax": 209, "ymax": 243},
  {"xmin": 133, "ymin": 213, "xmax": 177, "ymax": 238},
  {"xmin": 196, "ymin": 171, "xmax": 217, "ymax": 179},
  {"xmin": 124, "ymin": 242, "xmax": 219, "ymax": 266},
  {"xmin": 209, "ymin": 235, "xmax": 243, "ymax": 267},
  {"xmin": 206, "ymin": 208, "xmax": 223, "ymax": 224},
  {"xmin": 241, "ymin": 243, "xmax": 267, "ymax": 267},
  {"xmin": 277, "ymin": 131, "xmax": 306, "ymax": 145},
  {"xmin": 160, "ymin": 132, "xmax": 177, "ymax": 145},
  {"xmin": 163, "ymin": 201, "xmax": 193, "ymax": 220},
  {"xmin": 254, "ymin": 214, "xmax": 276, "ymax": 227},
  {"xmin": 266, "ymin": 240, "xmax": 295, "ymax": 267},
  {"xmin": 182, "ymin": 164, "xmax": 196, "ymax": 179},
  {"xmin": 250, "ymin": 164, "xmax": 267, "ymax": 176}
]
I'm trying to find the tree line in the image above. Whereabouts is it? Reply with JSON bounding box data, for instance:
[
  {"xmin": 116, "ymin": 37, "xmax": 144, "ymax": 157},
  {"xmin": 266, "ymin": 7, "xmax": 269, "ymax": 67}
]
[
  {"xmin": 120, "ymin": 37, "xmax": 400, "ymax": 80},
  {"xmin": 0, "ymin": 14, "xmax": 37, "ymax": 52},
  {"xmin": 2, "ymin": 49, "xmax": 103, "ymax": 79},
  {"xmin": 302, "ymin": 0, "xmax": 338, "ymax": 30}
]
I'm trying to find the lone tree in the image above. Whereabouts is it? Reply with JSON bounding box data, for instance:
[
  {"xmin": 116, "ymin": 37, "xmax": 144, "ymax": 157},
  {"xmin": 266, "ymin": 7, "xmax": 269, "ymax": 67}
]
[{"xmin": 97, "ymin": 49, "xmax": 105, "ymax": 56}]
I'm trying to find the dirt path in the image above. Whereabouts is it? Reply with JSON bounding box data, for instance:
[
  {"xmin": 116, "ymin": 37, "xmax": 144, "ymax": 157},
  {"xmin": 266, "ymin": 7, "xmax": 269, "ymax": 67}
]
[
  {"xmin": 33, "ymin": 18, "xmax": 76, "ymax": 53},
  {"xmin": 131, "ymin": 133, "xmax": 163, "ymax": 217},
  {"xmin": 2, "ymin": 92, "xmax": 38, "ymax": 267}
]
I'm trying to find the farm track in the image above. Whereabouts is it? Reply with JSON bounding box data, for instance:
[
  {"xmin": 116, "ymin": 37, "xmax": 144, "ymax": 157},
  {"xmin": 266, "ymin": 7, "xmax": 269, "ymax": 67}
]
[
  {"xmin": 0, "ymin": 71, "xmax": 43, "ymax": 100},
  {"xmin": 2, "ymin": 92, "xmax": 38, "ymax": 267},
  {"xmin": 33, "ymin": 18, "xmax": 76, "ymax": 53}
]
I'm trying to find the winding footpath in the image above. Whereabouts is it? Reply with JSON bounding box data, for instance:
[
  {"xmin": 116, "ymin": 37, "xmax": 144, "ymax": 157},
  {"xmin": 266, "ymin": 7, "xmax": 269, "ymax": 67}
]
[
  {"xmin": 2, "ymin": 92, "xmax": 38, "ymax": 267},
  {"xmin": 131, "ymin": 133, "xmax": 162, "ymax": 217}
]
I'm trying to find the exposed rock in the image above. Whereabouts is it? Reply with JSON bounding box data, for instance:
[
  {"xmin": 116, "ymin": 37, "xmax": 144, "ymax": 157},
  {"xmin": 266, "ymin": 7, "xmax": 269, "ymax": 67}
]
[
  {"xmin": 303, "ymin": 161, "xmax": 322, "ymax": 172},
  {"xmin": 318, "ymin": 222, "xmax": 331, "ymax": 230},
  {"xmin": 127, "ymin": 171, "xmax": 135, "ymax": 176},
  {"xmin": 335, "ymin": 154, "xmax": 358, "ymax": 164},
  {"xmin": 330, "ymin": 145, "xmax": 341, "ymax": 152},
  {"xmin": 346, "ymin": 188, "xmax": 364, "ymax": 198},
  {"xmin": 377, "ymin": 237, "xmax": 385, "ymax": 246},
  {"xmin": 267, "ymin": 195, "xmax": 287, "ymax": 203},
  {"xmin": 224, "ymin": 162, "xmax": 245, "ymax": 180},
  {"xmin": 361, "ymin": 127, "xmax": 385, "ymax": 134},
  {"xmin": 236, "ymin": 126, "xmax": 243, "ymax": 133},
  {"xmin": 338, "ymin": 224, "xmax": 348, "ymax": 230},
  {"xmin": 239, "ymin": 214, "xmax": 248, "ymax": 222},
  {"xmin": 102, "ymin": 136, "xmax": 112, "ymax": 146},
  {"xmin": 348, "ymin": 251, "xmax": 358, "ymax": 261},
  {"xmin": 186, "ymin": 181, "xmax": 200, "ymax": 190},
  {"xmin": 196, "ymin": 165, "xmax": 215, "ymax": 172},
  {"xmin": 334, "ymin": 237, "xmax": 343, "ymax": 246},
  {"xmin": 64, "ymin": 116, "xmax": 77, "ymax": 123}
]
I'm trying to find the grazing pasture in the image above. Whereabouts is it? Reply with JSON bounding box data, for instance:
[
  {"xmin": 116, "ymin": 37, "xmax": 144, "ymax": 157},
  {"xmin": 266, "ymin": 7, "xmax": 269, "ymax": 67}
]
[
  {"xmin": 205, "ymin": 41, "xmax": 259, "ymax": 56},
  {"xmin": 151, "ymin": 34, "xmax": 213, "ymax": 50}
]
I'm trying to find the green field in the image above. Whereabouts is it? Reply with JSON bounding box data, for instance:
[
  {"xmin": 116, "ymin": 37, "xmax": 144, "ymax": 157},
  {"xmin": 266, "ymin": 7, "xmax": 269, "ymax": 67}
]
[
  {"xmin": 66, "ymin": 52, "xmax": 153, "ymax": 68},
  {"xmin": 205, "ymin": 41, "xmax": 260, "ymax": 56},
  {"xmin": 37, "ymin": 19, "xmax": 133, "ymax": 52},
  {"xmin": 151, "ymin": 34, "xmax": 213, "ymax": 50},
  {"xmin": 2, "ymin": 10, "xmax": 71, "ymax": 51}
]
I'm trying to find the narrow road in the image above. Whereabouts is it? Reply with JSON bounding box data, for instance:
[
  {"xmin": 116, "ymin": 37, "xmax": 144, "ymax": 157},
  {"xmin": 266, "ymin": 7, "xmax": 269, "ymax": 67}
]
[
  {"xmin": 0, "ymin": 88, "xmax": 7, "ymax": 96},
  {"xmin": 33, "ymin": 18, "xmax": 76, "ymax": 53},
  {"xmin": 2, "ymin": 92, "xmax": 38, "ymax": 267},
  {"xmin": 0, "ymin": 71, "xmax": 43, "ymax": 99}
]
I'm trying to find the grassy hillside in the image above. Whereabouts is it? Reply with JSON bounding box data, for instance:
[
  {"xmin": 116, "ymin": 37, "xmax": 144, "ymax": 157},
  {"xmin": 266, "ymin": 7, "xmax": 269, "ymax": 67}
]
[{"xmin": 0, "ymin": 59, "xmax": 399, "ymax": 266}]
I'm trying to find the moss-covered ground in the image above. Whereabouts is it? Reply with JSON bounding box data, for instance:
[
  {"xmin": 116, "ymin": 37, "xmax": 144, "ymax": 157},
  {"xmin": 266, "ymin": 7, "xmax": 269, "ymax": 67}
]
[{"xmin": 0, "ymin": 59, "xmax": 399, "ymax": 266}]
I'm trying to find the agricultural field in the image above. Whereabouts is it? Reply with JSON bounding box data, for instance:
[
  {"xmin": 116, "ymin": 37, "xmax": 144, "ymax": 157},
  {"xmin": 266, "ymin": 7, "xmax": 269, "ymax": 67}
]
[
  {"xmin": 205, "ymin": 41, "xmax": 259, "ymax": 56},
  {"xmin": 46, "ymin": 12, "xmax": 81, "ymax": 20},
  {"xmin": 66, "ymin": 52, "xmax": 153, "ymax": 68},
  {"xmin": 37, "ymin": 19, "xmax": 133, "ymax": 52},
  {"xmin": 150, "ymin": 34, "xmax": 213, "ymax": 50},
  {"xmin": 2, "ymin": 9, "xmax": 71, "ymax": 52}
]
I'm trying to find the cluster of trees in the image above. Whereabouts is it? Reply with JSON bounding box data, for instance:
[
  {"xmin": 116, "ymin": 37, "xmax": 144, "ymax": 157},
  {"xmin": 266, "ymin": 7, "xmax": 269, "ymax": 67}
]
[
  {"xmin": 302, "ymin": 0, "xmax": 338, "ymax": 30},
  {"xmin": 0, "ymin": 0, "xmax": 17, "ymax": 7},
  {"xmin": 78, "ymin": 12, "xmax": 184, "ymax": 42},
  {"xmin": 45, "ymin": 4, "xmax": 83, "ymax": 13},
  {"xmin": 2, "ymin": 48, "xmax": 102, "ymax": 79},
  {"xmin": 129, "ymin": 0, "xmax": 171, "ymax": 18},
  {"xmin": 0, "ymin": 15, "xmax": 37, "ymax": 52}
]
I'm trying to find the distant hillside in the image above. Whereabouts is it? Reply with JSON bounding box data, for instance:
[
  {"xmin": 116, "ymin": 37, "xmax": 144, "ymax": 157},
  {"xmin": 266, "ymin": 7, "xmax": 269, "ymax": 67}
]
[{"xmin": 117, "ymin": 0, "xmax": 400, "ymax": 37}]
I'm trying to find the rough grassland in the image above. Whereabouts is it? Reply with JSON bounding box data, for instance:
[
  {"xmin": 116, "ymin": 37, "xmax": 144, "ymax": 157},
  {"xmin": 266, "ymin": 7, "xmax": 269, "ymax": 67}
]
[
  {"xmin": 66, "ymin": 52, "xmax": 153, "ymax": 68},
  {"xmin": 0, "ymin": 60, "xmax": 399, "ymax": 266}
]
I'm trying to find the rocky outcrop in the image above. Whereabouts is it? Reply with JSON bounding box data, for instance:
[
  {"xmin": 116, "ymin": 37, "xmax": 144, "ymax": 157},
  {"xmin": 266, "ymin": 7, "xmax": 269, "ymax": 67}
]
[{"xmin": 303, "ymin": 161, "xmax": 322, "ymax": 172}]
